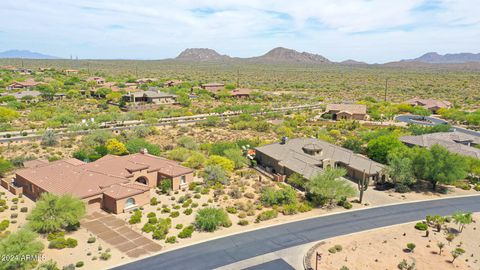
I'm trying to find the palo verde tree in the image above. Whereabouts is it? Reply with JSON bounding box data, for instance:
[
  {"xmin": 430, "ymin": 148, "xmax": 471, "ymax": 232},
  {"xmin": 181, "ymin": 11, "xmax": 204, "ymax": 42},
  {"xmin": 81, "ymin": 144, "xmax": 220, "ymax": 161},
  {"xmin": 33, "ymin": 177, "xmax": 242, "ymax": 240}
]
[
  {"xmin": 27, "ymin": 193, "xmax": 86, "ymax": 234},
  {"xmin": 452, "ymin": 211, "xmax": 473, "ymax": 232},
  {"xmin": 0, "ymin": 229, "xmax": 44, "ymax": 270},
  {"xmin": 306, "ymin": 168, "xmax": 357, "ymax": 206}
]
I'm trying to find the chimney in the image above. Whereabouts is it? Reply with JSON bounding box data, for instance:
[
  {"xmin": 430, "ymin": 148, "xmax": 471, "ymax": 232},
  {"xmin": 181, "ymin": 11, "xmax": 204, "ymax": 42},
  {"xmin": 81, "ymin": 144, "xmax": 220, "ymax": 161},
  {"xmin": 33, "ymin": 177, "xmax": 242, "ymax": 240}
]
[
  {"xmin": 140, "ymin": 148, "xmax": 148, "ymax": 155},
  {"xmin": 280, "ymin": 137, "xmax": 288, "ymax": 145}
]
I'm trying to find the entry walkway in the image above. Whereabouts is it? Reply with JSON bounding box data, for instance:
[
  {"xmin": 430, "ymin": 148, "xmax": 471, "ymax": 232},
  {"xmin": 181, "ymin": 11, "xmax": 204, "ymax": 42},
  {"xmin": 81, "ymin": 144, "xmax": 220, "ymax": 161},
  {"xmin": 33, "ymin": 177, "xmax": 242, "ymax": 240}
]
[{"xmin": 83, "ymin": 212, "xmax": 162, "ymax": 258}]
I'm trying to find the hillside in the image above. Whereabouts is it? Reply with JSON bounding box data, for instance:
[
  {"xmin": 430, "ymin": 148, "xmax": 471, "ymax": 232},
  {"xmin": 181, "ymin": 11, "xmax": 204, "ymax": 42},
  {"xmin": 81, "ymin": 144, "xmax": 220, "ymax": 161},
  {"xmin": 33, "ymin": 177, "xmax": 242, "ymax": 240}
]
[
  {"xmin": 252, "ymin": 47, "xmax": 330, "ymax": 63},
  {"xmin": 402, "ymin": 52, "xmax": 480, "ymax": 64},
  {"xmin": 0, "ymin": 49, "xmax": 60, "ymax": 59},
  {"xmin": 175, "ymin": 48, "xmax": 230, "ymax": 61}
]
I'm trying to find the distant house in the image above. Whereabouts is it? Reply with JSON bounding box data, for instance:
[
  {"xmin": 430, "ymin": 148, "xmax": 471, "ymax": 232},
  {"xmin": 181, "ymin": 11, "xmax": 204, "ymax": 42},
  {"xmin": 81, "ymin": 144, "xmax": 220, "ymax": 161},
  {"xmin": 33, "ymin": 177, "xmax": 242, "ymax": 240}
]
[
  {"xmin": 201, "ymin": 83, "xmax": 225, "ymax": 92},
  {"xmin": 6, "ymin": 80, "xmax": 40, "ymax": 91},
  {"xmin": 64, "ymin": 69, "xmax": 79, "ymax": 75},
  {"xmin": 400, "ymin": 131, "xmax": 480, "ymax": 159},
  {"xmin": 255, "ymin": 138, "xmax": 387, "ymax": 182},
  {"xmin": 136, "ymin": 78, "xmax": 158, "ymax": 84},
  {"xmin": 1, "ymin": 90, "xmax": 42, "ymax": 102},
  {"xmin": 404, "ymin": 98, "xmax": 452, "ymax": 113},
  {"xmin": 87, "ymin": 76, "xmax": 106, "ymax": 85},
  {"xmin": 324, "ymin": 104, "xmax": 367, "ymax": 121},
  {"xmin": 13, "ymin": 152, "xmax": 193, "ymax": 214},
  {"xmin": 231, "ymin": 88, "xmax": 252, "ymax": 98},
  {"xmin": 163, "ymin": 80, "xmax": 182, "ymax": 87},
  {"xmin": 123, "ymin": 89, "xmax": 177, "ymax": 104}
]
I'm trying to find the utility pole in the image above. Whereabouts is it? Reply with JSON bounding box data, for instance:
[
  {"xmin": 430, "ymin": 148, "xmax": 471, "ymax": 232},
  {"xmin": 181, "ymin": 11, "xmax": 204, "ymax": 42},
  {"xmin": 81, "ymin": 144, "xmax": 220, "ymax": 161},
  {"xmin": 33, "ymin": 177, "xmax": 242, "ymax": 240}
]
[
  {"xmin": 236, "ymin": 69, "xmax": 240, "ymax": 88},
  {"xmin": 384, "ymin": 78, "xmax": 388, "ymax": 102}
]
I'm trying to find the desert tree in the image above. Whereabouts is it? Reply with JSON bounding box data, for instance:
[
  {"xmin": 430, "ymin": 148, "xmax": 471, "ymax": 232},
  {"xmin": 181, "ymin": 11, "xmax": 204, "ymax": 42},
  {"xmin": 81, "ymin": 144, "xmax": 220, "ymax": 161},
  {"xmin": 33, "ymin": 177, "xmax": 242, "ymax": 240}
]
[
  {"xmin": 452, "ymin": 211, "xmax": 473, "ymax": 232},
  {"xmin": 437, "ymin": 242, "xmax": 445, "ymax": 255},
  {"xmin": 0, "ymin": 229, "xmax": 44, "ymax": 270},
  {"xmin": 27, "ymin": 193, "xmax": 86, "ymax": 234},
  {"xmin": 450, "ymin": 248, "xmax": 465, "ymax": 263},
  {"xmin": 305, "ymin": 168, "xmax": 357, "ymax": 206}
]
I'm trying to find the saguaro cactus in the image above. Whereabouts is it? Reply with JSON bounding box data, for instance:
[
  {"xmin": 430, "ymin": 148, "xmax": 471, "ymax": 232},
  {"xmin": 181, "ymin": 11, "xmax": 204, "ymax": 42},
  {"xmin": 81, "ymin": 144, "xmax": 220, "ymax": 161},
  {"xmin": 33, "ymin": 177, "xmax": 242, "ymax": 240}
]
[{"xmin": 358, "ymin": 170, "xmax": 368, "ymax": 204}]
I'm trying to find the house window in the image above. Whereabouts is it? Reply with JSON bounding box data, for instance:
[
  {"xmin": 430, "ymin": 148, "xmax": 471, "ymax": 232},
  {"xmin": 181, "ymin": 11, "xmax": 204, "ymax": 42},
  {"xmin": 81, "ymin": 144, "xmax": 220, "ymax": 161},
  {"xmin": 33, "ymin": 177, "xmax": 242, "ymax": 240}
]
[
  {"xmin": 180, "ymin": 175, "xmax": 186, "ymax": 185},
  {"xmin": 125, "ymin": 198, "xmax": 135, "ymax": 208}
]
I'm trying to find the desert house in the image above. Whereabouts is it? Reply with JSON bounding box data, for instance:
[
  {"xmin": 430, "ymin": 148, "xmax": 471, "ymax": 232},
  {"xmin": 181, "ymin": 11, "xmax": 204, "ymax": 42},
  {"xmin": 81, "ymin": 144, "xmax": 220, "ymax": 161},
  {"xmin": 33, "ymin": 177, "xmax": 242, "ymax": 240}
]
[
  {"xmin": 255, "ymin": 137, "xmax": 387, "ymax": 183},
  {"xmin": 324, "ymin": 104, "xmax": 367, "ymax": 121},
  {"xmin": 136, "ymin": 78, "xmax": 158, "ymax": 84},
  {"xmin": 122, "ymin": 89, "xmax": 177, "ymax": 104},
  {"xmin": 404, "ymin": 98, "xmax": 452, "ymax": 113},
  {"xmin": 64, "ymin": 69, "xmax": 79, "ymax": 75},
  {"xmin": 12, "ymin": 152, "xmax": 193, "ymax": 214},
  {"xmin": 6, "ymin": 80, "xmax": 41, "ymax": 91},
  {"xmin": 400, "ymin": 131, "xmax": 480, "ymax": 159},
  {"xmin": 201, "ymin": 83, "xmax": 225, "ymax": 92},
  {"xmin": 87, "ymin": 76, "xmax": 106, "ymax": 85},
  {"xmin": 163, "ymin": 80, "xmax": 183, "ymax": 87},
  {"xmin": 231, "ymin": 88, "xmax": 252, "ymax": 98}
]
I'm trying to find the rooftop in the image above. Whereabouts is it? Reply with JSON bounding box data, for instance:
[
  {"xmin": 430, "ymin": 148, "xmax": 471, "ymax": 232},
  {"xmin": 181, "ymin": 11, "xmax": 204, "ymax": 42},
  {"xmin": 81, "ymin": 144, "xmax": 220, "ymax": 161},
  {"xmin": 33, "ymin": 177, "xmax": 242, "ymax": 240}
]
[{"xmin": 325, "ymin": 104, "xmax": 367, "ymax": 115}]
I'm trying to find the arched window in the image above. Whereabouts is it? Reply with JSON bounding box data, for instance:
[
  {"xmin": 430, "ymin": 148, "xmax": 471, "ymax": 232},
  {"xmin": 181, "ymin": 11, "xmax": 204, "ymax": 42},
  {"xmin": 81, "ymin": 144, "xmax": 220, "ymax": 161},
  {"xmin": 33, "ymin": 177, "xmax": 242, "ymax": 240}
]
[
  {"xmin": 135, "ymin": 176, "xmax": 148, "ymax": 185},
  {"xmin": 125, "ymin": 198, "xmax": 135, "ymax": 207}
]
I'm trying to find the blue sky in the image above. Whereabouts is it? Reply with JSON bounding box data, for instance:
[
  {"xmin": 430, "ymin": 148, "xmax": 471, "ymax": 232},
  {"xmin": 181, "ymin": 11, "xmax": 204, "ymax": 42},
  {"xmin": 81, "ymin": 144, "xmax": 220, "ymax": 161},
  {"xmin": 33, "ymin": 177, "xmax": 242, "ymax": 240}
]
[{"xmin": 0, "ymin": 0, "xmax": 479, "ymax": 63}]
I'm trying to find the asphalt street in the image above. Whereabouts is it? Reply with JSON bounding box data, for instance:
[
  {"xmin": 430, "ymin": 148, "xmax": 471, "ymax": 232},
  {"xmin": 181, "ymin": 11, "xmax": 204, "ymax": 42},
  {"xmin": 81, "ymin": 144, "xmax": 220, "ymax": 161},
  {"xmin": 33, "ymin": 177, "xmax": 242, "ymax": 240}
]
[{"xmin": 112, "ymin": 195, "xmax": 480, "ymax": 270}]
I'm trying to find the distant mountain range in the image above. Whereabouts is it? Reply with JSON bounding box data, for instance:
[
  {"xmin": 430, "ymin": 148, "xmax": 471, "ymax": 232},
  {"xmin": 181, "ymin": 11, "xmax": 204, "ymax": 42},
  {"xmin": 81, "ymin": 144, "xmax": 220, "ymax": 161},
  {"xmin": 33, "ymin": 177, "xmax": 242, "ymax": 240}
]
[
  {"xmin": 175, "ymin": 47, "xmax": 331, "ymax": 64},
  {"xmin": 1, "ymin": 48, "xmax": 480, "ymax": 65},
  {"xmin": 401, "ymin": 52, "xmax": 480, "ymax": 64},
  {"xmin": 0, "ymin": 50, "xmax": 60, "ymax": 59}
]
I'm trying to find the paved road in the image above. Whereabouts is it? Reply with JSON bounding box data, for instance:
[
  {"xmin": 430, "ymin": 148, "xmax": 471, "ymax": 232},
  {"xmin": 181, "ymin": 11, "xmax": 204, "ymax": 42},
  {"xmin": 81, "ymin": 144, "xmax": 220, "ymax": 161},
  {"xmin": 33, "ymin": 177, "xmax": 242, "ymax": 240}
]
[
  {"xmin": 112, "ymin": 195, "xmax": 480, "ymax": 270},
  {"xmin": 395, "ymin": 114, "xmax": 480, "ymax": 137}
]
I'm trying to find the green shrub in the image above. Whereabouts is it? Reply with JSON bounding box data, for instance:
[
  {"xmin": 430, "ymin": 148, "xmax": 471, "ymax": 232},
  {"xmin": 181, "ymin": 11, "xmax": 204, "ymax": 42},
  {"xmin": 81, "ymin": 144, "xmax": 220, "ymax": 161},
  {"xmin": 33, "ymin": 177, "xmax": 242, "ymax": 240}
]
[
  {"xmin": 183, "ymin": 208, "xmax": 193, "ymax": 215},
  {"xmin": 238, "ymin": 220, "xmax": 249, "ymax": 226},
  {"xmin": 47, "ymin": 231, "xmax": 65, "ymax": 241},
  {"xmin": 414, "ymin": 222, "xmax": 428, "ymax": 231},
  {"xmin": 100, "ymin": 252, "xmax": 111, "ymax": 261},
  {"xmin": 147, "ymin": 212, "xmax": 156, "ymax": 218},
  {"xmin": 407, "ymin": 243, "xmax": 416, "ymax": 252},
  {"xmin": 178, "ymin": 225, "xmax": 194, "ymax": 238},
  {"xmin": 87, "ymin": 236, "xmax": 96, "ymax": 244},
  {"xmin": 150, "ymin": 197, "xmax": 158, "ymax": 206},
  {"xmin": 474, "ymin": 184, "xmax": 480, "ymax": 191},
  {"xmin": 20, "ymin": 207, "xmax": 28, "ymax": 212},
  {"xmin": 281, "ymin": 204, "xmax": 298, "ymax": 215},
  {"xmin": 195, "ymin": 207, "xmax": 231, "ymax": 232},
  {"xmin": 0, "ymin": 220, "xmax": 10, "ymax": 231},
  {"xmin": 66, "ymin": 238, "xmax": 78, "ymax": 248},
  {"xmin": 328, "ymin": 247, "xmax": 337, "ymax": 253},
  {"xmin": 298, "ymin": 203, "xmax": 313, "ymax": 212},
  {"xmin": 255, "ymin": 210, "xmax": 278, "ymax": 222},
  {"xmin": 128, "ymin": 210, "xmax": 142, "ymax": 224},
  {"xmin": 395, "ymin": 183, "xmax": 411, "ymax": 193},
  {"xmin": 161, "ymin": 207, "xmax": 171, "ymax": 213},
  {"xmin": 194, "ymin": 194, "xmax": 201, "ymax": 199},
  {"xmin": 334, "ymin": 244, "xmax": 343, "ymax": 252},
  {"xmin": 142, "ymin": 223, "xmax": 155, "ymax": 233},
  {"xmin": 260, "ymin": 186, "xmax": 297, "ymax": 206},
  {"xmin": 63, "ymin": 264, "xmax": 75, "ymax": 270},
  {"xmin": 165, "ymin": 236, "xmax": 177, "ymax": 244},
  {"xmin": 175, "ymin": 224, "xmax": 184, "ymax": 229},
  {"xmin": 225, "ymin": 206, "xmax": 237, "ymax": 214},
  {"xmin": 191, "ymin": 202, "xmax": 199, "ymax": 208},
  {"xmin": 170, "ymin": 211, "xmax": 180, "ymax": 218},
  {"xmin": 76, "ymin": 261, "xmax": 84, "ymax": 268},
  {"xmin": 453, "ymin": 181, "xmax": 471, "ymax": 190},
  {"xmin": 48, "ymin": 237, "xmax": 77, "ymax": 249}
]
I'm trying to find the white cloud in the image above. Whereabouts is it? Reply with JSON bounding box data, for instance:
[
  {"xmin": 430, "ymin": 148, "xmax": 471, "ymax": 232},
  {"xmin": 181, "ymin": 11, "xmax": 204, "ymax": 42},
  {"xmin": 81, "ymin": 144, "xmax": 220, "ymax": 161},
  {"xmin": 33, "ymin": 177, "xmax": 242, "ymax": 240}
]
[{"xmin": 0, "ymin": 0, "xmax": 478, "ymax": 62}]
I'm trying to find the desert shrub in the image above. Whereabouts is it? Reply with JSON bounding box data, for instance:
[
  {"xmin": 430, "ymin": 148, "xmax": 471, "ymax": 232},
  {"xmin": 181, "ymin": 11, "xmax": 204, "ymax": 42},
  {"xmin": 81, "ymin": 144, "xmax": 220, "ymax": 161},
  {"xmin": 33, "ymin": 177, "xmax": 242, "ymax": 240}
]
[
  {"xmin": 76, "ymin": 261, "xmax": 84, "ymax": 268},
  {"xmin": 183, "ymin": 208, "xmax": 193, "ymax": 215},
  {"xmin": 256, "ymin": 210, "xmax": 278, "ymax": 222},
  {"xmin": 238, "ymin": 212, "xmax": 247, "ymax": 218},
  {"xmin": 100, "ymin": 252, "xmax": 111, "ymax": 261},
  {"xmin": 453, "ymin": 181, "xmax": 471, "ymax": 190},
  {"xmin": 150, "ymin": 197, "xmax": 158, "ymax": 206},
  {"xmin": 281, "ymin": 204, "xmax": 299, "ymax": 215},
  {"xmin": 414, "ymin": 222, "xmax": 428, "ymax": 231},
  {"xmin": 334, "ymin": 245, "xmax": 343, "ymax": 252},
  {"xmin": 260, "ymin": 186, "xmax": 297, "ymax": 206},
  {"xmin": 203, "ymin": 165, "xmax": 229, "ymax": 185},
  {"xmin": 474, "ymin": 184, "xmax": 480, "ymax": 191},
  {"xmin": 87, "ymin": 236, "xmax": 96, "ymax": 244},
  {"xmin": 161, "ymin": 207, "xmax": 171, "ymax": 213},
  {"xmin": 244, "ymin": 192, "xmax": 255, "ymax": 199},
  {"xmin": 47, "ymin": 231, "xmax": 65, "ymax": 241},
  {"xmin": 142, "ymin": 223, "xmax": 155, "ymax": 233},
  {"xmin": 238, "ymin": 220, "xmax": 249, "ymax": 226},
  {"xmin": 194, "ymin": 194, "xmax": 201, "ymax": 199},
  {"xmin": 328, "ymin": 247, "xmax": 337, "ymax": 253},
  {"xmin": 48, "ymin": 237, "xmax": 77, "ymax": 249},
  {"xmin": 165, "ymin": 236, "xmax": 177, "ymax": 244},
  {"xmin": 228, "ymin": 187, "xmax": 242, "ymax": 199},
  {"xmin": 170, "ymin": 211, "xmax": 180, "ymax": 218},
  {"xmin": 20, "ymin": 207, "xmax": 28, "ymax": 212},
  {"xmin": 406, "ymin": 243, "xmax": 416, "ymax": 252},
  {"xmin": 0, "ymin": 220, "xmax": 9, "ymax": 231},
  {"xmin": 286, "ymin": 173, "xmax": 307, "ymax": 189},
  {"xmin": 147, "ymin": 212, "xmax": 156, "ymax": 218},
  {"xmin": 10, "ymin": 205, "xmax": 17, "ymax": 210},
  {"xmin": 395, "ymin": 183, "xmax": 411, "ymax": 193},
  {"xmin": 128, "ymin": 210, "xmax": 142, "ymax": 224},
  {"xmin": 158, "ymin": 180, "xmax": 172, "ymax": 194},
  {"xmin": 62, "ymin": 264, "xmax": 75, "ymax": 270},
  {"xmin": 178, "ymin": 225, "xmax": 194, "ymax": 238},
  {"xmin": 10, "ymin": 213, "xmax": 18, "ymax": 219},
  {"xmin": 195, "ymin": 207, "xmax": 231, "ymax": 232},
  {"xmin": 175, "ymin": 224, "xmax": 184, "ymax": 229},
  {"xmin": 191, "ymin": 202, "xmax": 199, "ymax": 208},
  {"xmin": 225, "ymin": 206, "xmax": 237, "ymax": 214},
  {"xmin": 148, "ymin": 217, "xmax": 158, "ymax": 224}
]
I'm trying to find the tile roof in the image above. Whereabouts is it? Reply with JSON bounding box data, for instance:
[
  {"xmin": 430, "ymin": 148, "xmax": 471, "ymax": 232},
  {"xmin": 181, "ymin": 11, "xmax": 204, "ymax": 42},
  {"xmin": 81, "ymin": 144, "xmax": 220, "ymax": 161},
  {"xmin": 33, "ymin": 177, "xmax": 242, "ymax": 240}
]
[
  {"xmin": 325, "ymin": 104, "xmax": 367, "ymax": 115},
  {"xmin": 404, "ymin": 98, "xmax": 452, "ymax": 110},
  {"xmin": 400, "ymin": 131, "xmax": 480, "ymax": 158},
  {"xmin": 103, "ymin": 183, "xmax": 150, "ymax": 199},
  {"xmin": 16, "ymin": 154, "xmax": 192, "ymax": 199},
  {"xmin": 255, "ymin": 138, "xmax": 385, "ymax": 179}
]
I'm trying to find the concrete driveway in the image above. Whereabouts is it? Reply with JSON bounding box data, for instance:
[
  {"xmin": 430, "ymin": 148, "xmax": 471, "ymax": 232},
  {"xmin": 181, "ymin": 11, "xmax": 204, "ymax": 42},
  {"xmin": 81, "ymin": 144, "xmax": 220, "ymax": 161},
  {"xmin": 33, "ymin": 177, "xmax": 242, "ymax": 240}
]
[{"xmin": 82, "ymin": 212, "xmax": 162, "ymax": 258}]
